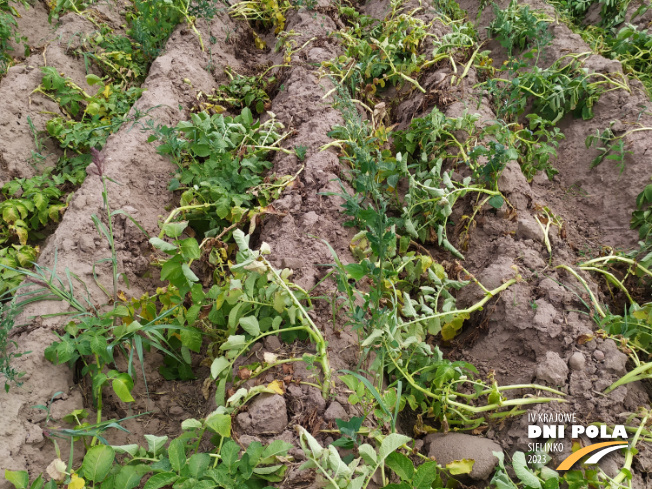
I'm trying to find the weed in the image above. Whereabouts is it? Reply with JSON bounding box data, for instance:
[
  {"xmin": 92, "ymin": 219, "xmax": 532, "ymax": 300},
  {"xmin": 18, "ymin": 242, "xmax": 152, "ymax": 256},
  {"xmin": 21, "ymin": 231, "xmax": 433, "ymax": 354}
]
[
  {"xmin": 0, "ymin": 0, "xmax": 28, "ymax": 77},
  {"xmin": 208, "ymin": 230, "xmax": 332, "ymax": 400},
  {"xmin": 586, "ymin": 121, "xmax": 652, "ymax": 173},
  {"xmin": 229, "ymin": 0, "xmax": 290, "ymax": 34},
  {"xmin": 632, "ymin": 183, "xmax": 652, "ymax": 244},
  {"xmin": 483, "ymin": 53, "xmax": 630, "ymax": 123},
  {"xmin": 487, "ymin": 0, "xmax": 552, "ymax": 58},
  {"xmin": 201, "ymin": 67, "xmax": 277, "ymax": 114},
  {"xmin": 0, "ymin": 301, "xmax": 28, "ymax": 392},
  {"xmin": 294, "ymin": 144, "xmax": 308, "ymax": 161},
  {"xmin": 147, "ymin": 108, "xmax": 290, "ymax": 238}
]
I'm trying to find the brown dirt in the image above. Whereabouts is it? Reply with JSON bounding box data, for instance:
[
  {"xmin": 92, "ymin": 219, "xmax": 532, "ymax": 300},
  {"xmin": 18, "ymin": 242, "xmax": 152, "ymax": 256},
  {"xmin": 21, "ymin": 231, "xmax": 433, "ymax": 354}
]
[{"xmin": 1, "ymin": 0, "xmax": 651, "ymax": 487}]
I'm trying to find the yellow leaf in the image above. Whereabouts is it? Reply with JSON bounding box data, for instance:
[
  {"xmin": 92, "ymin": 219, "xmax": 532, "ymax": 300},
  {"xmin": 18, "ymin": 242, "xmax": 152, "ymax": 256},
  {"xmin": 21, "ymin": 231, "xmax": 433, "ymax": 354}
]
[
  {"xmin": 118, "ymin": 291, "xmax": 128, "ymax": 302},
  {"xmin": 632, "ymin": 310, "xmax": 647, "ymax": 320},
  {"xmin": 446, "ymin": 459, "xmax": 475, "ymax": 475},
  {"xmin": 267, "ymin": 380, "xmax": 284, "ymax": 395},
  {"xmin": 103, "ymin": 85, "xmax": 111, "ymax": 99},
  {"xmin": 68, "ymin": 473, "xmax": 85, "ymax": 489},
  {"xmin": 441, "ymin": 312, "xmax": 470, "ymax": 341},
  {"xmin": 252, "ymin": 32, "xmax": 267, "ymax": 50}
]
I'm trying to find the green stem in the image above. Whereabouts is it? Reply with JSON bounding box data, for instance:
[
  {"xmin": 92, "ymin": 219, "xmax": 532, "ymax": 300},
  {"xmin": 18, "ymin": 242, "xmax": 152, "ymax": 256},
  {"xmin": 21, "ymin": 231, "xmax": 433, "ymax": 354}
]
[
  {"xmin": 262, "ymin": 257, "xmax": 332, "ymax": 396},
  {"xmin": 157, "ymin": 204, "xmax": 213, "ymax": 239},
  {"xmin": 611, "ymin": 412, "xmax": 649, "ymax": 486},
  {"xmin": 555, "ymin": 265, "xmax": 606, "ymax": 318},
  {"xmin": 401, "ymin": 278, "xmax": 516, "ymax": 328}
]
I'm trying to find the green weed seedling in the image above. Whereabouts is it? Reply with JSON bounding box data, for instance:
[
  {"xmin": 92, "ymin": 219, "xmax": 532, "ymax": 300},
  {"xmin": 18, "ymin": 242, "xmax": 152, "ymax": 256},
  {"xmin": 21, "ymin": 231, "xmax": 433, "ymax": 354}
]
[
  {"xmin": 0, "ymin": 301, "xmax": 29, "ymax": 392},
  {"xmin": 0, "ymin": 0, "xmax": 28, "ymax": 77},
  {"xmin": 586, "ymin": 121, "xmax": 652, "ymax": 173},
  {"xmin": 632, "ymin": 183, "xmax": 652, "ymax": 244}
]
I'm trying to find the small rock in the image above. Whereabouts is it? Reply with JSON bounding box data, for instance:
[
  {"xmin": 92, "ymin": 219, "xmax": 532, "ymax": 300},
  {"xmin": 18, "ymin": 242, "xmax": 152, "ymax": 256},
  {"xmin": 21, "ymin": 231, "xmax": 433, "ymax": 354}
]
[
  {"xmin": 324, "ymin": 401, "xmax": 348, "ymax": 422},
  {"xmin": 536, "ymin": 351, "xmax": 569, "ymax": 386},
  {"xmin": 301, "ymin": 211, "xmax": 320, "ymax": 229},
  {"xmin": 169, "ymin": 405, "xmax": 184, "ymax": 416},
  {"xmin": 568, "ymin": 352, "xmax": 586, "ymax": 371},
  {"xmin": 241, "ymin": 394, "xmax": 288, "ymax": 434},
  {"xmin": 304, "ymin": 386, "xmax": 326, "ymax": 413},
  {"xmin": 79, "ymin": 235, "xmax": 96, "ymax": 253},
  {"xmin": 238, "ymin": 434, "xmax": 261, "ymax": 447},
  {"xmin": 601, "ymin": 340, "xmax": 627, "ymax": 375},
  {"xmin": 593, "ymin": 350, "xmax": 605, "ymax": 361},
  {"xmin": 425, "ymin": 433, "xmax": 502, "ymax": 481},
  {"xmin": 61, "ymin": 239, "xmax": 76, "ymax": 251},
  {"xmin": 264, "ymin": 335, "xmax": 282, "ymax": 351},
  {"xmin": 516, "ymin": 216, "xmax": 543, "ymax": 243}
]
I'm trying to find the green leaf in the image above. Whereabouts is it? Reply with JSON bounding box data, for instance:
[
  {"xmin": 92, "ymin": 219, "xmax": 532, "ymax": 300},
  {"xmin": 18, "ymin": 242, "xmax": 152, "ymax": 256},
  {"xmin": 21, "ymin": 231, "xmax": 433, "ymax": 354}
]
[
  {"xmin": 178, "ymin": 238, "xmax": 200, "ymax": 260},
  {"xmin": 81, "ymin": 445, "xmax": 115, "ymax": 482},
  {"xmin": 111, "ymin": 445, "xmax": 139, "ymax": 456},
  {"xmin": 188, "ymin": 454, "xmax": 211, "ymax": 479},
  {"xmin": 488, "ymin": 195, "xmax": 504, "ymax": 209},
  {"xmin": 114, "ymin": 466, "xmax": 144, "ymax": 489},
  {"xmin": 168, "ymin": 439, "xmax": 186, "ymax": 474},
  {"xmin": 179, "ymin": 327, "xmax": 202, "ymax": 353},
  {"xmin": 149, "ymin": 237, "xmax": 178, "ymax": 253},
  {"xmin": 86, "ymin": 74, "xmax": 103, "ymax": 86},
  {"xmin": 358, "ymin": 444, "xmax": 378, "ymax": 466},
  {"xmin": 385, "ymin": 452, "xmax": 414, "ymax": 481},
  {"xmin": 144, "ymin": 435, "xmax": 168, "ymax": 456},
  {"xmin": 239, "ymin": 316, "xmax": 260, "ymax": 336},
  {"xmin": 413, "ymin": 461, "xmax": 440, "ymax": 489},
  {"xmin": 220, "ymin": 335, "xmax": 246, "ymax": 351},
  {"xmin": 205, "ymin": 413, "xmax": 231, "ymax": 437},
  {"xmin": 181, "ymin": 263, "xmax": 198, "ymax": 283},
  {"xmin": 512, "ymin": 452, "xmax": 542, "ymax": 489},
  {"xmin": 260, "ymin": 440, "xmax": 293, "ymax": 463},
  {"xmin": 162, "ymin": 221, "xmax": 188, "ymax": 238},
  {"xmin": 210, "ymin": 356, "xmax": 230, "ymax": 379},
  {"xmin": 29, "ymin": 475, "xmax": 43, "ymax": 489},
  {"xmin": 143, "ymin": 472, "xmax": 178, "ymax": 489},
  {"xmin": 111, "ymin": 373, "xmax": 135, "ymax": 403},
  {"xmin": 4, "ymin": 470, "xmax": 29, "ymax": 489},
  {"xmin": 379, "ymin": 434, "xmax": 411, "ymax": 463}
]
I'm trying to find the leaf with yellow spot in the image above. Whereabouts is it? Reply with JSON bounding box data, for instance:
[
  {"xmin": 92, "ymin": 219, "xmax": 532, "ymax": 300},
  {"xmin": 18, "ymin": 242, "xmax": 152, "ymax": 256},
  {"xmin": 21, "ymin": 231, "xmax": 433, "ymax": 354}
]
[
  {"xmin": 441, "ymin": 312, "xmax": 469, "ymax": 341},
  {"xmin": 446, "ymin": 459, "xmax": 474, "ymax": 475},
  {"xmin": 68, "ymin": 473, "xmax": 85, "ymax": 489},
  {"xmin": 267, "ymin": 380, "xmax": 284, "ymax": 395}
]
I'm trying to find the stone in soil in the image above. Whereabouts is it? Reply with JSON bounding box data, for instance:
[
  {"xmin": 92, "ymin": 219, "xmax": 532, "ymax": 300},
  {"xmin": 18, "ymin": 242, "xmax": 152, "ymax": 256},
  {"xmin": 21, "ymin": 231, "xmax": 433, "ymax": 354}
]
[
  {"xmin": 536, "ymin": 351, "xmax": 569, "ymax": 386},
  {"xmin": 236, "ymin": 394, "xmax": 288, "ymax": 435},
  {"xmin": 424, "ymin": 433, "xmax": 502, "ymax": 481}
]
